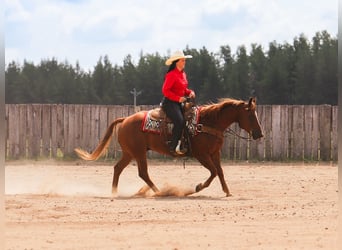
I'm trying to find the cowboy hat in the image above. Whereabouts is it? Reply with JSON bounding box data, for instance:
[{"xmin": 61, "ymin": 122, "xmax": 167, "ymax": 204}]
[{"xmin": 165, "ymin": 51, "xmax": 193, "ymax": 66}]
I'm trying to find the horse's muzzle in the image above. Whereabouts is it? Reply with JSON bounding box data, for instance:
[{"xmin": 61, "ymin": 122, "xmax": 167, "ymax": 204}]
[{"xmin": 252, "ymin": 130, "xmax": 264, "ymax": 140}]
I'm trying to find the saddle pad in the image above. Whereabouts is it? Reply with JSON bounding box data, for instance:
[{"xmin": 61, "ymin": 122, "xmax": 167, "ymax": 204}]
[{"xmin": 141, "ymin": 107, "xmax": 201, "ymax": 136}]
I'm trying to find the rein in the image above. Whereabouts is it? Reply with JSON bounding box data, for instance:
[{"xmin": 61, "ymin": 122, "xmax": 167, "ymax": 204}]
[
  {"xmin": 224, "ymin": 128, "xmax": 252, "ymax": 141},
  {"xmin": 196, "ymin": 124, "xmax": 252, "ymax": 141}
]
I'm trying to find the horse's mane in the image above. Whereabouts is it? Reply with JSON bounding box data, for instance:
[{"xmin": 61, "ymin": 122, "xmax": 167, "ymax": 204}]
[{"xmin": 199, "ymin": 98, "xmax": 245, "ymax": 122}]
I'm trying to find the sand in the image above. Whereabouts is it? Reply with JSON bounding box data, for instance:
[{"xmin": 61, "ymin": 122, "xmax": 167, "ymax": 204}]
[{"xmin": 5, "ymin": 160, "xmax": 338, "ymax": 249}]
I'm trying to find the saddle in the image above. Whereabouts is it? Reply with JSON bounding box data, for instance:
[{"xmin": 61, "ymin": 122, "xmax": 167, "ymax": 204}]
[
  {"xmin": 149, "ymin": 101, "xmax": 194, "ymax": 122},
  {"xmin": 141, "ymin": 101, "xmax": 200, "ymax": 155}
]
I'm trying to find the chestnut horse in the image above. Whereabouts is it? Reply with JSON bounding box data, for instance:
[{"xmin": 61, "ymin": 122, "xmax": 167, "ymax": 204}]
[{"xmin": 75, "ymin": 97, "xmax": 263, "ymax": 197}]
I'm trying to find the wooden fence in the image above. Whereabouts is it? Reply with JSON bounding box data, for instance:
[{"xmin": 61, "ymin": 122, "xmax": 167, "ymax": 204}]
[{"xmin": 5, "ymin": 104, "xmax": 338, "ymax": 161}]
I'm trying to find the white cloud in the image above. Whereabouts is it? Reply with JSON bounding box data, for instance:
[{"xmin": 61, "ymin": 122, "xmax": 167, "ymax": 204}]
[
  {"xmin": 5, "ymin": 0, "xmax": 31, "ymax": 22},
  {"xmin": 5, "ymin": 0, "xmax": 337, "ymax": 70}
]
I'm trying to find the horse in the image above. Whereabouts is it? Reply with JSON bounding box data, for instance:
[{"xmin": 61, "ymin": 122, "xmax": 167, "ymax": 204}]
[{"xmin": 74, "ymin": 97, "xmax": 263, "ymax": 197}]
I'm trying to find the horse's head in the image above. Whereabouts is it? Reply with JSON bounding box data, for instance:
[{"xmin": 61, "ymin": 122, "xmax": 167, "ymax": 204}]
[{"xmin": 238, "ymin": 97, "xmax": 263, "ymax": 140}]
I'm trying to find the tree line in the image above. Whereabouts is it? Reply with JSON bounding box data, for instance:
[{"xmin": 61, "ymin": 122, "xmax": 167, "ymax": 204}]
[{"xmin": 5, "ymin": 30, "xmax": 337, "ymax": 105}]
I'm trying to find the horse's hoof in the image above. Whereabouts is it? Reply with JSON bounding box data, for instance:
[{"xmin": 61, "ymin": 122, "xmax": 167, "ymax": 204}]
[
  {"xmin": 226, "ymin": 193, "xmax": 232, "ymax": 197},
  {"xmin": 110, "ymin": 192, "xmax": 118, "ymax": 200},
  {"xmin": 135, "ymin": 185, "xmax": 150, "ymax": 196},
  {"xmin": 195, "ymin": 183, "xmax": 203, "ymax": 192},
  {"xmin": 153, "ymin": 191, "xmax": 162, "ymax": 197}
]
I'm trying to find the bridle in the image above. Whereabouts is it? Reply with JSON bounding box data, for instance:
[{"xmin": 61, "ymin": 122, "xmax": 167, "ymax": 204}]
[{"xmin": 192, "ymin": 100, "xmax": 257, "ymax": 141}]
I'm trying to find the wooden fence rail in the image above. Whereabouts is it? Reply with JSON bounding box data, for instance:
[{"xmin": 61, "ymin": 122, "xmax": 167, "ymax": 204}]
[{"xmin": 5, "ymin": 104, "xmax": 338, "ymax": 161}]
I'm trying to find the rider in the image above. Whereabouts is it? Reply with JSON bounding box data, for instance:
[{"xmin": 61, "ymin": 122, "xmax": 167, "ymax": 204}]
[{"xmin": 161, "ymin": 51, "xmax": 196, "ymax": 155}]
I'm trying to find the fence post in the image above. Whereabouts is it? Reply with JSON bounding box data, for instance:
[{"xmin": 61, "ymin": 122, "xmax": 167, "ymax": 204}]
[{"xmin": 319, "ymin": 105, "xmax": 332, "ymax": 161}]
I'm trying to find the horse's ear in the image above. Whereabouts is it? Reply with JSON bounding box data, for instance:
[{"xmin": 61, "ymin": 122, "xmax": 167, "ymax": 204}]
[{"xmin": 248, "ymin": 97, "xmax": 256, "ymax": 110}]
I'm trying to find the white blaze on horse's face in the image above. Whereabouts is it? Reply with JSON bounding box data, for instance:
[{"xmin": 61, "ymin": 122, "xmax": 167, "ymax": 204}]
[
  {"xmin": 249, "ymin": 109, "xmax": 263, "ymax": 140},
  {"xmin": 238, "ymin": 98, "xmax": 263, "ymax": 140},
  {"xmin": 254, "ymin": 110, "xmax": 261, "ymax": 128}
]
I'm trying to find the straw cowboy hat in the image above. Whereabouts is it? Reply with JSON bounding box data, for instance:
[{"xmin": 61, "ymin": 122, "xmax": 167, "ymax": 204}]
[{"xmin": 165, "ymin": 51, "xmax": 193, "ymax": 66}]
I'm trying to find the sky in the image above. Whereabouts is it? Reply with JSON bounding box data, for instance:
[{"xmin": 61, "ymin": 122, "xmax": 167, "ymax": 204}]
[{"xmin": 5, "ymin": 0, "xmax": 338, "ymax": 71}]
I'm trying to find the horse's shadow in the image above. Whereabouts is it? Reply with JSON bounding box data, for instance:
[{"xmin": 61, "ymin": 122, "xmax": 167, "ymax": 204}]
[
  {"xmin": 92, "ymin": 193, "xmax": 230, "ymax": 201},
  {"xmin": 103, "ymin": 196, "xmax": 228, "ymax": 201},
  {"xmin": 92, "ymin": 185, "xmax": 234, "ymax": 201},
  {"xmin": 152, "ymin": 195, "xmax": 229, "ymax": 201}
]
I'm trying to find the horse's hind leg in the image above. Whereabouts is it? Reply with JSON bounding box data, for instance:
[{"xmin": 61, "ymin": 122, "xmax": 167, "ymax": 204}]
[
  {"xmin": 194, "ymin": 155, "xmax": 217, "ymax": 193},
  {"xmin": 112, "ymin": 152, "xmax": 132, "ymax": 195},
  {"xmin": 136, "ymin": 157, "xmax": 159, "ymax": 194}
]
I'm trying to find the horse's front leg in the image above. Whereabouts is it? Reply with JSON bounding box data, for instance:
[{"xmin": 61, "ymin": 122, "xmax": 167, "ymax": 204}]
[{"xmin": 212, "ymin": 151, "xmax": 231, "ymax": 197}]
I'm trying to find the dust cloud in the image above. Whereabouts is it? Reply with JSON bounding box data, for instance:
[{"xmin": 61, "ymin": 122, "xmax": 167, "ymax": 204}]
[
  {"xmin": 5, "ymin": 164, "xmax": 195, "ymax": 198},
  {"xmin": 5, "ymin": 173, "xmax": 108, "ymax": 197},
  {"xmin": 5, "ymin": 164, "xmax": 110, "ymax": 197}
]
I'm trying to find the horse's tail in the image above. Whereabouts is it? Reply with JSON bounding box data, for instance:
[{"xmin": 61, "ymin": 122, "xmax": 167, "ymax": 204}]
[{"xmin": 74, "ymin": 117, "xmax": 125, "ymax": 161}]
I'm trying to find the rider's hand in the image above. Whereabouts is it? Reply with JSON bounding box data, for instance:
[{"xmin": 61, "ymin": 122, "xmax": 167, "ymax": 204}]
[
  {"xmin": 189, "ymin": 91, "xmax": 196, "ymax": 99},
  {"xmin": 179, "ymin": 97, "xmax": 187, "ymax": 103}
]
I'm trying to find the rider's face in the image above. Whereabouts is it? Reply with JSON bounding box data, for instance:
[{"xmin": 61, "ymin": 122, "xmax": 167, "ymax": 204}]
[{"xmin": 176, "ymin": 58, "xmax": 186, "ymax": 71}]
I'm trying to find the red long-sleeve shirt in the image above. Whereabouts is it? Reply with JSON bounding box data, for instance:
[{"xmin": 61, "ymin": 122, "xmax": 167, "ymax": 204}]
[{"xmin": 162, "ymin": 68, "xmax": 192, "ymax": 102}]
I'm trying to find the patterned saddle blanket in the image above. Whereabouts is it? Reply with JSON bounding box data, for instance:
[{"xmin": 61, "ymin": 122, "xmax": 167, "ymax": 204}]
[{"xmin": 141, "ymin": 106, "xmax": 201, "ymax": 136}]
